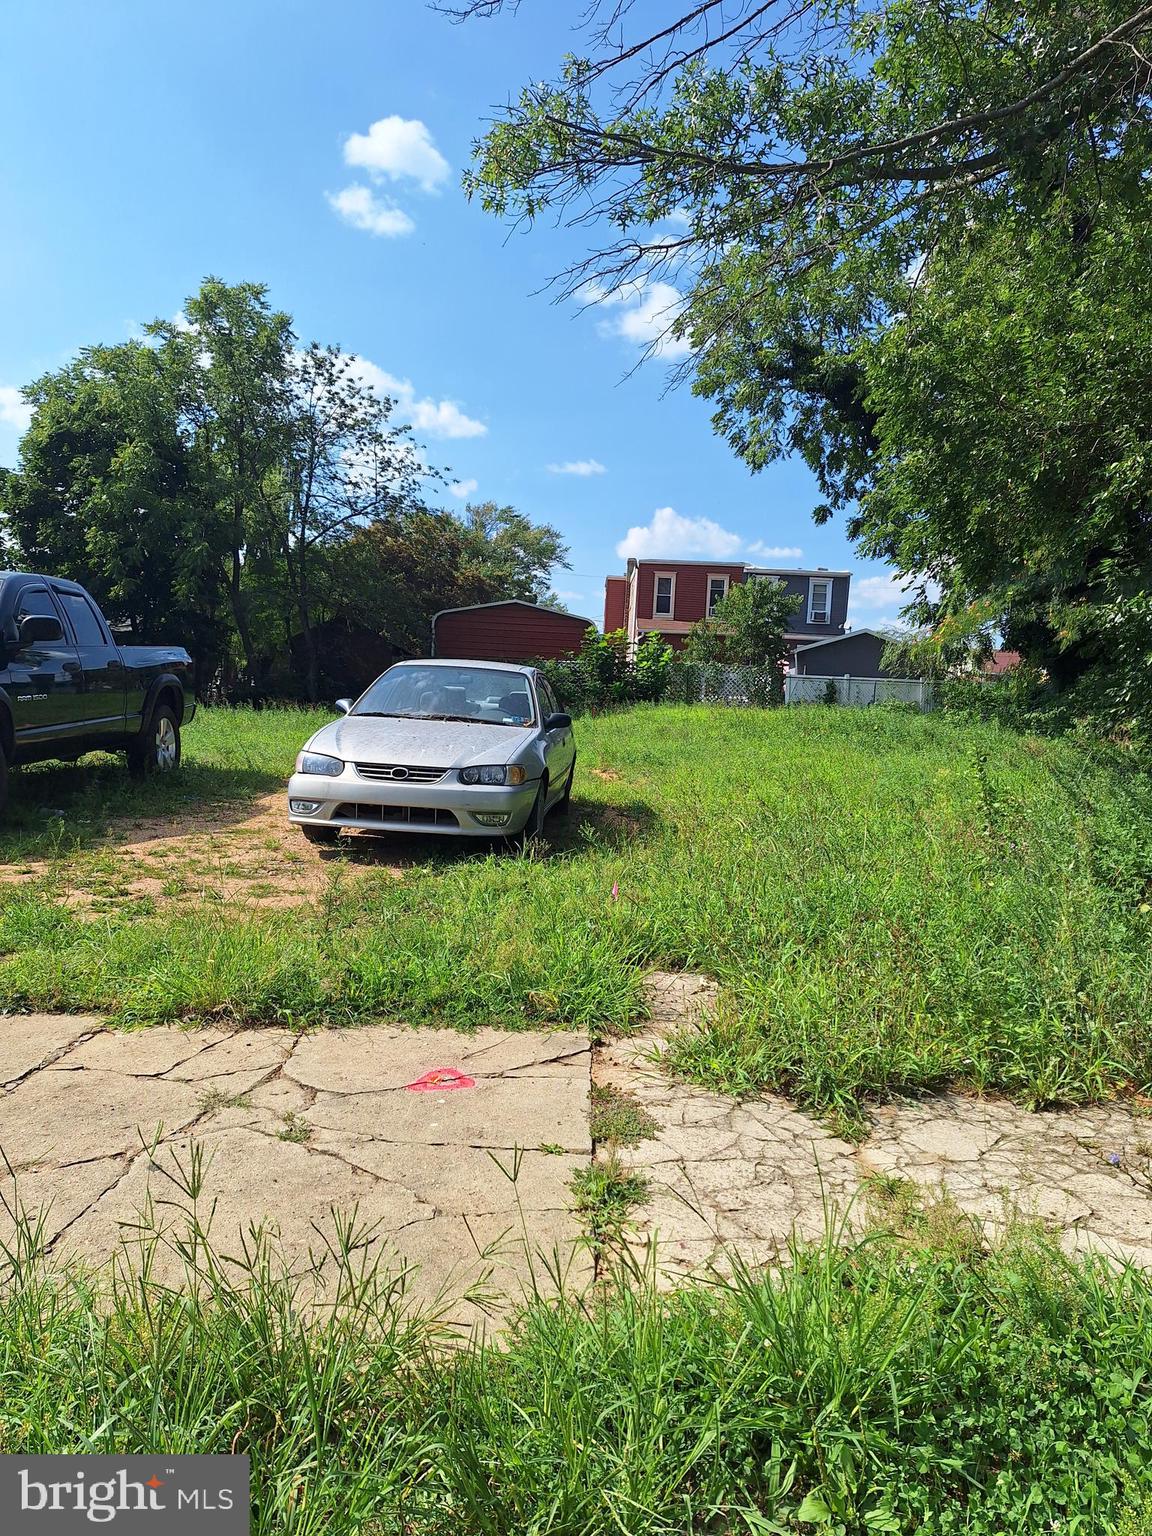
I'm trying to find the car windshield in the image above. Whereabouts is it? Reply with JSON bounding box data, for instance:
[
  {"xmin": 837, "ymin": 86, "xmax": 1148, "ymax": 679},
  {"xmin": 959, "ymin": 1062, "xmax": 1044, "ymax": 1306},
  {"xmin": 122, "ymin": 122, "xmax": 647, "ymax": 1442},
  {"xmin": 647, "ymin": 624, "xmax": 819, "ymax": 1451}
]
[{"xmin": 353, "ymin": 665, "xmax": 537, "ymax": 726}]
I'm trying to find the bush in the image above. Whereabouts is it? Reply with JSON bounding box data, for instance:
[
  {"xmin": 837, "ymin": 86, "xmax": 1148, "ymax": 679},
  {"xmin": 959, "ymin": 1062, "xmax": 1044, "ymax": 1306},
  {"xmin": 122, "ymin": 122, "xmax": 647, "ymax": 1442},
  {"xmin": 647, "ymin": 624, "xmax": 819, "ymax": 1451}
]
[{"xmin": 536, "ymin": 629, "xmax": 674, "ymax": 712}]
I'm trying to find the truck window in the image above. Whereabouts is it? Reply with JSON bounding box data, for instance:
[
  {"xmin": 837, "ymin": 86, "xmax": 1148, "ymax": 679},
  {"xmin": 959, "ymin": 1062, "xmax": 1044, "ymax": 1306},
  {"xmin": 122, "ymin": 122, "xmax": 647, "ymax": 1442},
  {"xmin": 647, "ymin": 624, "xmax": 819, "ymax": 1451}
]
[
  {"xmin": 16, "ymin": 587, "xmax": 60, "ymax": 622},
  {"xmin": 58, "ymin": 592, "xmax": 109, "ymax": 648}
]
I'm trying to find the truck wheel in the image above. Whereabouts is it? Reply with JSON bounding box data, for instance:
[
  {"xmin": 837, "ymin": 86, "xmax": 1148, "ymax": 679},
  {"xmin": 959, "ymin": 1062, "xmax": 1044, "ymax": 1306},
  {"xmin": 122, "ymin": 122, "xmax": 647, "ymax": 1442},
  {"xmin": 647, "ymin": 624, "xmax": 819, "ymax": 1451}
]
[{"xmin": 129, "ymin": 705, "xmax": 181, "ymax": 777}]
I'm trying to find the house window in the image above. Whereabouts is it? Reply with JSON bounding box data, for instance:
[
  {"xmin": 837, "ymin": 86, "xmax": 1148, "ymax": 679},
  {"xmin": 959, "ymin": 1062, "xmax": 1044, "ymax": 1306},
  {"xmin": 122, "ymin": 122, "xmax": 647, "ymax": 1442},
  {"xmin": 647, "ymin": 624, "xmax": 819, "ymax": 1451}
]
[
  {"xmin": 808, "ymin": 577, "xmax": 832, "ymax": 625},
  {"xmin": 707, "ymin": 574, "xmax": 729, "ymax": 614},
  {"xmin": 653, "ymin": 572, "xmax": 675, "ymax": 617}
]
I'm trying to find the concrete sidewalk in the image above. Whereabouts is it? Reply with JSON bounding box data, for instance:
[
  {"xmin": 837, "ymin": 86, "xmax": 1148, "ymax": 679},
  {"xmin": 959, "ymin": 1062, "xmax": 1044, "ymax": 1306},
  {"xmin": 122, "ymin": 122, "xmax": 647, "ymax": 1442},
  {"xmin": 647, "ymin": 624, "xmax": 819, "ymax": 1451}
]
[{"xmin": 0, "ymin": 1014, "xmax": 592, "ymax": 1322}]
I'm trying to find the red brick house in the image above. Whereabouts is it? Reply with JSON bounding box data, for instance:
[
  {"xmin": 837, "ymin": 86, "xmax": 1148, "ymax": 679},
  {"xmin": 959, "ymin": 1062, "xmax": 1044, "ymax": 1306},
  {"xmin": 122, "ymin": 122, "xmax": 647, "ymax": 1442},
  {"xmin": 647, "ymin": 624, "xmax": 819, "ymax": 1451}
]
[
  {"xmin": 603, "ymin": 558, "xmax": 852, "ymax": 661},
  {"xmin": 432, "ymin": 599, "xmax": 594, "ymax": 663}
]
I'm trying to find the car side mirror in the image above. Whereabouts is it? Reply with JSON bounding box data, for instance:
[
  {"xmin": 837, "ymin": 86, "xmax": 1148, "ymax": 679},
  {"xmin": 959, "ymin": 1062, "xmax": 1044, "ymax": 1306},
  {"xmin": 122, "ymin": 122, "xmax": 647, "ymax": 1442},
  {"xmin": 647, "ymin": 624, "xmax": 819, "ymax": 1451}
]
[
  {"xmin": 334, "ymin": 697, "xmax": 353, "ymax": 715},
  {"xmin": 543, "ymin": 711, "xmax": 572, "ymax": 730},
  {"xmin": 17, "ymin": 614, "xmax": 64, "ymax": 648}
]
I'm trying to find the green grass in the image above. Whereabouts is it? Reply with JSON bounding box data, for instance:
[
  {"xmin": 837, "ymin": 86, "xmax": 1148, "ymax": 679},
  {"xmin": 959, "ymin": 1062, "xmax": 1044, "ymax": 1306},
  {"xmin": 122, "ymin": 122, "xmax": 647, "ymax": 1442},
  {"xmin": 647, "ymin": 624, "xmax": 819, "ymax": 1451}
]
[
  {"xmin": 570, "ymin": 1157, "xmax": 650, "ymax": 1258},
  {"xmin": 589, "ymin": 1084, "xmax": 661, "ymax": 1146},
  {"xmin": 2, "ymin": 703, "xmax": 1152, "ymax": 1123},
  {"xmin": 4, "ymin": 1184, "xmax": 1152, "ymax": 1534}
]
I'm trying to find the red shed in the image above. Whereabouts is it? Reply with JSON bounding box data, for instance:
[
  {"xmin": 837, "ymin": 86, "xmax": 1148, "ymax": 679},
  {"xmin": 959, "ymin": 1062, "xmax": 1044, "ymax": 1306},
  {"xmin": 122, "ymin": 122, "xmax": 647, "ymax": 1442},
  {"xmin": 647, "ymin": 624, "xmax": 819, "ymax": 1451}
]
[{"xmin": 432, "ymin": 600, "xmax": 594, "ymax": 663}]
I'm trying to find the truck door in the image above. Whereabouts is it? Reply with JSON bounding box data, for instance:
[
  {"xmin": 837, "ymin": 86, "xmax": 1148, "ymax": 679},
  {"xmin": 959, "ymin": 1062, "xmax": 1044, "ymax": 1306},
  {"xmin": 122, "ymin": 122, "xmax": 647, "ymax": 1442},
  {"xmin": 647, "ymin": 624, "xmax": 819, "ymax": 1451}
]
[
  {"xmin": 6, "ymin": 585, "xmax": 87, "ymax": 748},
  {"xmin": 53, "ymin": 588, "xmax": 129, "ymax": 740}
]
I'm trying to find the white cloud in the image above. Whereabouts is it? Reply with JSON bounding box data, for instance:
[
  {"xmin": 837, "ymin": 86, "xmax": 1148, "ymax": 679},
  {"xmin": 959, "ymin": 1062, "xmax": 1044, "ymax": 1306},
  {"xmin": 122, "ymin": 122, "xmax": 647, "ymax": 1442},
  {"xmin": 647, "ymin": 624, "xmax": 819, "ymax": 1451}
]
[
  {"xmin": 343, "ymin": 116, "xmax": 449, "ymax": 193},
  {"xmin": 326, "ymin": 184, "xmax": 415, "ymax": 238},
  {"xmin": 852, "ymin": 573, "xmax": 910, "ymax": 609},
  {"xmin": 584, "ymin": 280, "xmax": 693, "ymax": 359},
  {"xmin": 348, "ymin": 357, "xmax": 487, "ymax": 440},
  {"xmin": 0, "ymin": 386, "xmax": 32, "ymax": 432},
  {"xmin": 616, "ymin": 507, "xmax": 745, "ymax": 561},
  {"xmin": 615, "ymin": 508, "xmax": 811, "ymax": 564},
  {"xmin": 846, "ymin": 571, "xmax": 938, "ymax": 630},
  {"xmin": 547, "ymin": 458, "xmax": 605, "ymax": 477},
  {"xmin": 747, "ymin": 542, "xmax": 805, "ymax": 560},
  {"xmin": 449, "ymin": 478, "xmax": 478, "ymax": 499}
]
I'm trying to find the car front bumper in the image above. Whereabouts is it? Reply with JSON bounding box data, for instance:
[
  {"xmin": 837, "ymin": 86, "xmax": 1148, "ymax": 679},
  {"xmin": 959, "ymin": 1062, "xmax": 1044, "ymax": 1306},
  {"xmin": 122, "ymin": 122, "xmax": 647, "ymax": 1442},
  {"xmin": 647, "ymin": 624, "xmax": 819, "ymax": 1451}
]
[{"xmin": 286, "ymin": 770, "xmax": 540, "ymax": 836}]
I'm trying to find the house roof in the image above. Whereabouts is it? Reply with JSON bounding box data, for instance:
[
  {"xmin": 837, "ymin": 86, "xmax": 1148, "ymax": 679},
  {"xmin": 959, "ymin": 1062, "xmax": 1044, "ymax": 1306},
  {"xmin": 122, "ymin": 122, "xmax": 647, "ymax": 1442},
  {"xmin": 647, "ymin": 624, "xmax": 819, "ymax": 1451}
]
[
  {"xmin": 983, "ymin": 649, "xmax": 1022, "ymax": 675},
  {"xmin": 432, "ymin": 598, "xmax": 595, "ymax": 628},
  {"xmin": 793, "ymin": 627, "xmax": 894, "ymax": 653},
  {"xmin": 746, "ymin": 567, "xmax": 853, "ymax": 579}
]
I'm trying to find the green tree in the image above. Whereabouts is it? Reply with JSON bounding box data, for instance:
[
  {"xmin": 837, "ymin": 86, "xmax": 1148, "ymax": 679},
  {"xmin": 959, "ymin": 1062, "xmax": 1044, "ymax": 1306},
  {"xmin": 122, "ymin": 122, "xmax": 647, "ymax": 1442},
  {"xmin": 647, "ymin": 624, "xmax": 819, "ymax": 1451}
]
[
  {"xmin": 456, "ymin": 501, "xmax": 569, "ymax": 603},
  {"xmin": 684, "ymin": 577, "xmax": 799, "ymax": 684},
  {"xmin": 148, "ymin": 278, "xmax": 295, "ymax": 690},
  {"xmin": 859, "ymin": 202, "xmax": 1152, "ymax": 690},
  {"xmin": 0, "ymin": 276, "xmax": 575, "ymax": 701},
  {"xmin": 274, "ymin": 344, "xmax": 423, "ymax": 700},
  {"xmin": 332, "ymin": 500, "xmax": 569, "ymax": 657},
  {"xmin": 455, "ymin": 2, "xmax": 1152, "ymax": 710},
  {"xmin": 459, "ymin": 1, "xmax": 1151, "ymax": 492},
  {"xmin": 0, "ymin": 341, "xmax": 227, "ymax": 675}
]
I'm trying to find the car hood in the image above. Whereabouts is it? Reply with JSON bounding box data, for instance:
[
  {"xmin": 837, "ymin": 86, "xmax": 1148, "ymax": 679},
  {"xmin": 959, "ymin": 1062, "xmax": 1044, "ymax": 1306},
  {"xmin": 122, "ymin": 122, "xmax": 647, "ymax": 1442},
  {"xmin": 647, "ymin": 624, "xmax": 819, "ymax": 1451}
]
[{"xmin": 308, "ymin": 715, "xmax": 536, "ymax": 768}]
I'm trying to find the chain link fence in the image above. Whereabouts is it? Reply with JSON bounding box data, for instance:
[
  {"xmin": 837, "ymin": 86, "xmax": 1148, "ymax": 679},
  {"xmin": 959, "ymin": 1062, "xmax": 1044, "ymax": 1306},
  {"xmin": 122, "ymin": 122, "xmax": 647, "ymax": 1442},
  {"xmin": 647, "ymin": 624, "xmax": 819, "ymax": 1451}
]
[{"xmin": 666, "ymin": 667, "xmax": 933, "ymax": 709}]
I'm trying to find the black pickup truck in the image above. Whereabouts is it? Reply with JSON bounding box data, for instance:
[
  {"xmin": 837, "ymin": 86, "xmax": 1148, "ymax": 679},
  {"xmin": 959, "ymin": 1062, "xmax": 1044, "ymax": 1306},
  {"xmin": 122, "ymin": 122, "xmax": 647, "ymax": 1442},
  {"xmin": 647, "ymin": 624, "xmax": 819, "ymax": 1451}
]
[{"xmin": 0, "ymin": 573, "xmax": 196, "ymax": 815}]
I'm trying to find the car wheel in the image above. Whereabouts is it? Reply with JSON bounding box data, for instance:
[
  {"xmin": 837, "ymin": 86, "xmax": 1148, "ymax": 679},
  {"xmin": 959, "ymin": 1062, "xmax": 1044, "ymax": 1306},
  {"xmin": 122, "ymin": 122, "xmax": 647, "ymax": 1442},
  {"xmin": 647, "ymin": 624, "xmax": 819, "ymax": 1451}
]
[
  {"xmin": 128, "ymin": 705, "xmax": 181, "ymax": 777},
  {"xmin": 300, "ymin": 824, "xmax": 341, "ymax": 845},
  {"xmin": 514, "ymin": 777, "xmax": 548, "ymax": 847},
  {"xmin": 556, "ymin": 758, "xmax": 576, "ymax": 815}
]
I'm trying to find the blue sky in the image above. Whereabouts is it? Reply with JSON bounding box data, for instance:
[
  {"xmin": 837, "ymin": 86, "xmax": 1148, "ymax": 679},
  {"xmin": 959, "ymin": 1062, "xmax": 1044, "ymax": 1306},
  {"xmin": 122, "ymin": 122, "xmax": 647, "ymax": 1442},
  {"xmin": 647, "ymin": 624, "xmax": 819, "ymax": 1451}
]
[{"xmin": 0, "ymin": 0, "xmax": 905, "ymax": 628}]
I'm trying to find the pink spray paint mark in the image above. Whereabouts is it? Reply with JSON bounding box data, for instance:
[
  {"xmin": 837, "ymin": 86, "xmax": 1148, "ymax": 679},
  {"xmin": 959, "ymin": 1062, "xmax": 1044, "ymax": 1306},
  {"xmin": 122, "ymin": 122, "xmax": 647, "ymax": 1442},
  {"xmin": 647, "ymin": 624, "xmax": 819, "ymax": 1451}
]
[{"xmin": 405, "ymin": 1067, "xmax": 476, "ymax": 1092}]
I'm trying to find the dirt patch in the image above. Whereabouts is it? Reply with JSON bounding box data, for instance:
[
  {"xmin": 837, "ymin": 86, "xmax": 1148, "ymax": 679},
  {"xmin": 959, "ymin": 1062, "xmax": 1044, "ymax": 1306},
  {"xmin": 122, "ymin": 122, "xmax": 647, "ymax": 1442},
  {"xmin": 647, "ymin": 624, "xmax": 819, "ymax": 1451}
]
[
  {"xmin": 591, "ymin": 767, "xmax": 622, "ymax": 782},
  {"xmin": 0, "ymin": 793, "xmax": 404, "ymax": 911}
]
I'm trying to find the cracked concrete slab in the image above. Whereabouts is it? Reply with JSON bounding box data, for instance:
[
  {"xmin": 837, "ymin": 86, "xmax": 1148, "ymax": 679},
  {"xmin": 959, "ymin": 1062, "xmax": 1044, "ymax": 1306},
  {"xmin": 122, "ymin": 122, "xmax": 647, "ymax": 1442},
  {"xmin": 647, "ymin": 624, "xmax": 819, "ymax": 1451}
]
[
  {"xmin": 287, "ymin": 1025, "xmax": 588, "ymax": 1095},
  {"xmin": 307, "ymin": 1075, "xmax": 590, "ymax": 1152},
  {"xmin": 601, "ymin": 973, "xmax": 1152, "ymax": 1281},
  {"xmin": 0, "ymin": 1013, "xmax": 103, "ymax": 1085},
  {"xmin": 11, "ymin": 977, "xmax": 1151, "ymax": 1312},
  {"xmin": 64, "ymin": 1025, "xmax": 230, "ymax": 1077},
  {"xmin": 3, "ymin": 1066, "xmax": 206, "ymax": 1164},
  {"xmin": 0, "ymin": 1156, "xmax": 125, "ymax": 1248},
  {"xmin": 0, "ymin": 1015, "xmax": 592, "ymax": 1320}
]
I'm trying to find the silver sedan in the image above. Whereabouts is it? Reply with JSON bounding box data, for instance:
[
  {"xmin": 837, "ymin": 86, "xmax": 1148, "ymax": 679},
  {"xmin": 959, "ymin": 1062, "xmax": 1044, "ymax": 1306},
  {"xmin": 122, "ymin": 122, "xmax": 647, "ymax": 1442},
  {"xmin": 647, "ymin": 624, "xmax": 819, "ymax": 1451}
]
[{"xmin": 287, "ymin": 659, "xmax": 577, "ymax": 844}]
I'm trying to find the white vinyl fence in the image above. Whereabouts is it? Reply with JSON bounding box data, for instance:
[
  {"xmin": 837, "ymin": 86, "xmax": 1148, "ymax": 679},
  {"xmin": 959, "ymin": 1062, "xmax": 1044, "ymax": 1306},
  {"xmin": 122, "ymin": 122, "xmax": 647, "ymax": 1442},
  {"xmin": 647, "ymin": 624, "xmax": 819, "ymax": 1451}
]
[{"xmin": 784, "ymin": 673, "xmax": 933, "ymax": 709}]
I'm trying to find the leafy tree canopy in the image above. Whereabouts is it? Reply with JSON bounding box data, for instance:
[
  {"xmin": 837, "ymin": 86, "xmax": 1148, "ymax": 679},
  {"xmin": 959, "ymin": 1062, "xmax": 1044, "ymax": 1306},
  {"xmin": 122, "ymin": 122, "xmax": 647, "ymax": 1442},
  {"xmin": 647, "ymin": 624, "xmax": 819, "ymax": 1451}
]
[
  {"xmin": 458, "ymin": 1, "xmax": 1152, "ymax": 714},
  {"xmin": 0, "ymin": 278, "xmax": 569, "ymax": 700},
  {"xmin": 685, "ymin": 575, "xmax": 799, "ymax": 670}
]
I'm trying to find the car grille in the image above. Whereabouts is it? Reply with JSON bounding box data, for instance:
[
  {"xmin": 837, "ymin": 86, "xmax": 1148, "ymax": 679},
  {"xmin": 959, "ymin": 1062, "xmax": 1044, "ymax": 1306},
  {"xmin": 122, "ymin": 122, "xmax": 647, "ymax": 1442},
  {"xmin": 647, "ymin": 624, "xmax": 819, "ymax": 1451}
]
[
  {"xmin": 334, "ymin": 803, "xmax": 460, "ymax": 828},
  {"xmin": 353, "ymin": 762, "xmax": 448, "ymax": 784}
]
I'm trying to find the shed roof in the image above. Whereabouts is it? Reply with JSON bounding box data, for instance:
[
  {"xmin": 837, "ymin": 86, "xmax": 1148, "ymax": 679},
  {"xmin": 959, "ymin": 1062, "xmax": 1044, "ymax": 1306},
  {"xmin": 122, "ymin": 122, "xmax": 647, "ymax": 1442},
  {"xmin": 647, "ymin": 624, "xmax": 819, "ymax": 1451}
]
[{"xmin": 432, "ymin": 598, "xmax": 595, "ymax": 627}]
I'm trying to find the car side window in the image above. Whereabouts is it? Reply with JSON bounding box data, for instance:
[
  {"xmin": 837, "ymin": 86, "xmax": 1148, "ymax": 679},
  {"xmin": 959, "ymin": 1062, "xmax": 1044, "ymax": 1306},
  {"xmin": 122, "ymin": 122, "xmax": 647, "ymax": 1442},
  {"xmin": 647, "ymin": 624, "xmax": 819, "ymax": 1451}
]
[
  {"xmin": 540, "ymin": 680, "xmax": 560, "ymax": 717},
  {"xmin": 16, "ymin": 587, "xmax": 60, "ymax": 622},
  {"xmin": 58, "ymin": 592, "xmax": 109, "ymax": 648}
]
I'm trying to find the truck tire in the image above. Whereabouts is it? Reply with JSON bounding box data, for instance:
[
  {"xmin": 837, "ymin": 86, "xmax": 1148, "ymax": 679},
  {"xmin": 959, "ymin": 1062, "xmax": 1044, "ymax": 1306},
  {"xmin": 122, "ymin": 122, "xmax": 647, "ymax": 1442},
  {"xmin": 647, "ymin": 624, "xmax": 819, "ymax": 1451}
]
[{"xmin": 128, "ymin": 704, "xmax": 181, "ymax": 778}]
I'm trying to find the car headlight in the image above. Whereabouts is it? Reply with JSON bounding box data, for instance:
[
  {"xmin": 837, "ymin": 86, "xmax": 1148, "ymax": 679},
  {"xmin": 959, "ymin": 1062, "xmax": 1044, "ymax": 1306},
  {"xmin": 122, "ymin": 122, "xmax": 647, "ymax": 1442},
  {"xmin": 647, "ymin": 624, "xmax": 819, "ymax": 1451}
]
[
  {"xmin": 460, "ymin": 764, "xmax": 527, "ymax": 786},
  {"xmin": 296, "ymin": 751, "xmax": 343, "ymax": 776}
]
